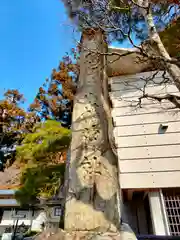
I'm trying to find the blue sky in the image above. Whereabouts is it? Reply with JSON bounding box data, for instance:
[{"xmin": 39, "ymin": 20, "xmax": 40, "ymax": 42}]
[
  {"xmin": 0, "ymin": 0, "xmax": 137, "ymax": 109},
  {"xmin": 0, "ymin": 0, "xmax": 77, "ymax": 108}
]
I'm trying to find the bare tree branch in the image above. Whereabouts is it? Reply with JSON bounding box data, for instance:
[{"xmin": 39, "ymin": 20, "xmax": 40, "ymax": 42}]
[{"xmin": 139, "ymin": 93, "xmax": 180, "ymax": 108}]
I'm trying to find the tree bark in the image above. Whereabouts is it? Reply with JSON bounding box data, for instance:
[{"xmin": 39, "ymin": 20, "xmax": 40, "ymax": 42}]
[
  {"xmin": 64, "ymin": 29, "xmax": 120, "ymax": 232},
  {"xmin": 137, "ymin": 0, "xmax": 180, "ymax": 91}
]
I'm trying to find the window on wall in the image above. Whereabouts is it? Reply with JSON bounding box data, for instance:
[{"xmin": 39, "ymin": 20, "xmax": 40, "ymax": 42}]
[
  {"xmin": 54, "ymin": 207, "xmax": 61, "ymax": 216},
  {"xmin": 163, "ymin": 189, "xmax": 180, "ymax": 236}
]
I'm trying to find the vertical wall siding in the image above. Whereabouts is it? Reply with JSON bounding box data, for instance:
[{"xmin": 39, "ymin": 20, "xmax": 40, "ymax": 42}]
[{"xmin": 110, "ymin": 71, "xmax": 180, "ymax": 189}]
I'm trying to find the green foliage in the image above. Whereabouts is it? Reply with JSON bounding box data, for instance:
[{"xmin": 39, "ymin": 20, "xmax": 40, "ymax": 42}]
[
  {"xmin": 16, "ymin": 120, "xmax": 71, "ymax": 163},
  {"xmin": 15, "ymin": 120, "xmax": 71, "ymax": 205},
  {"xmin": 15, "ymin": 163, "xmax": 65, "ymax": 205}
]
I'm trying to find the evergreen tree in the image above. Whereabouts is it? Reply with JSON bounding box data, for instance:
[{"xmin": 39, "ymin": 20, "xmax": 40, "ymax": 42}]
[{"xmin": 15, "ymin": 120, "xmax": 71, "ymax": 205}]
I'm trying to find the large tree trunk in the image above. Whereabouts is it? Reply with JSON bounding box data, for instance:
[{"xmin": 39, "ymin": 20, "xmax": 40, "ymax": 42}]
[
  {"xmin": 64, "ymin": 29, "xmax": 137, "ymax": 240},
  {"xmin": 138, "ymin": 0, "xmax": 180, "ymax": 91},
  {"xmin": 64, "ymin": 29, "xmax": 120, "ymax": 232}
]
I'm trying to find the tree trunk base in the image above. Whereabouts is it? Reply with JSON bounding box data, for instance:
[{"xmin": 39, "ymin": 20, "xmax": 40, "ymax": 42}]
[{"xmin": 35, "ymin": 224, "xmax": 137, "ymax": 240}]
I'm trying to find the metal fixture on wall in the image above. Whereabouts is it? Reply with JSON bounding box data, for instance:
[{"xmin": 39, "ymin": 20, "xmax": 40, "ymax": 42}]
[{"xmin": 158, "ymin": 124, "xmax": 168, "ymax": 134}]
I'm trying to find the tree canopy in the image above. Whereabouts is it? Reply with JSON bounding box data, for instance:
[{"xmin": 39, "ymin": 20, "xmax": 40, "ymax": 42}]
[
  {"xmin": 0, "ymin": 52, "xmax": 77, "ymax": 204},
  {"xmin": 15, "ymin": 120, "xmax": 71, "ymax": 205},
  {"xmin": 61, "ymin": 0, "xmax": 179, "ymax": 42},
  {"xmin": 15, "ymin": 163, "xmax": 66, "ymax": 205},
  {"xmin": 29, "ymin": 52, "xmax": 79, "ymax": 129},
  {"xmin": 0, "ymin": 89, "xmax": 38, "ymax": 170},
  {"xmin": 16, "ymin": 120, "xmax": 71, "ymax": 164}
]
